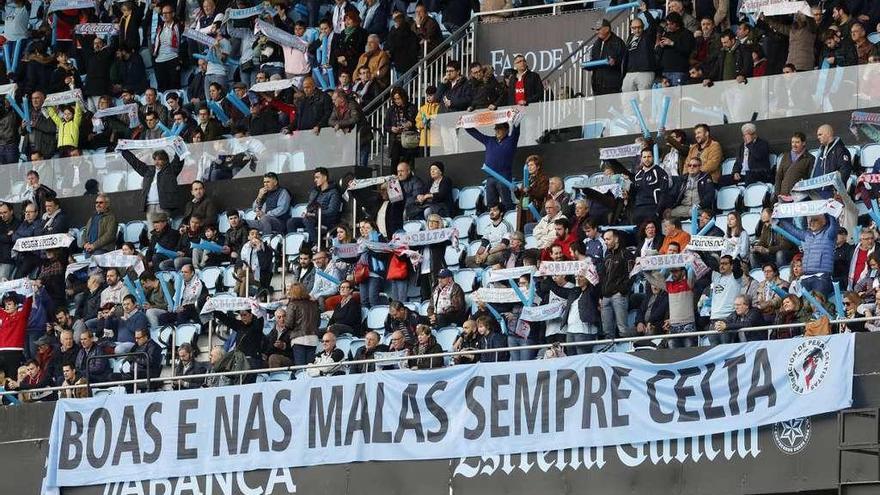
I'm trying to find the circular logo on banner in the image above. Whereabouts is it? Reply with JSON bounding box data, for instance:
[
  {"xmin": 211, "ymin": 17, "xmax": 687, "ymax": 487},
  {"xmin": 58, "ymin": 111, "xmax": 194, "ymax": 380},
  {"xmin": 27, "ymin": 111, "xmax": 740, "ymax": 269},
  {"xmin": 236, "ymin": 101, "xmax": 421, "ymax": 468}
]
[
  {"xmin": 773, "ymin": 417, "xmax": 812, "ymax": 455},
  {"xmin": 787, "ymin": 339, "xmax": 831, "ymax": 394}
]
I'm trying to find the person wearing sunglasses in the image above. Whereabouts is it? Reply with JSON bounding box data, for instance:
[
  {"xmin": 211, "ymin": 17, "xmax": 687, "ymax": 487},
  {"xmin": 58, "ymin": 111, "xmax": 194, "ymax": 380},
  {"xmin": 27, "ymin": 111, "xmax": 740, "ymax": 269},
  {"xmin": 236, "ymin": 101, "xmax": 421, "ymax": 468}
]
[{"xmin": 81, "ymin": 194, "xmax": 118, "ymax": 255}]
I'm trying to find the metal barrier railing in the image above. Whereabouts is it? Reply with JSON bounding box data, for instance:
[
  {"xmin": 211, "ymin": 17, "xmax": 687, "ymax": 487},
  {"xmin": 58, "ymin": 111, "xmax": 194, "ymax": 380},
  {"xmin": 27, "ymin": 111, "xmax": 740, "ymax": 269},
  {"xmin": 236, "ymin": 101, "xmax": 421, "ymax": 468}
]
[
  {"xmin": 363, "ymin": 17, "xmax": 479, "ymax": 163},
  {"xmin": 85, "ymin": 351, "xmax": 150, "ymax": 394},
  {"xmin": 2, "ymin": 316, "xmax": 875, "ymax": 398}
]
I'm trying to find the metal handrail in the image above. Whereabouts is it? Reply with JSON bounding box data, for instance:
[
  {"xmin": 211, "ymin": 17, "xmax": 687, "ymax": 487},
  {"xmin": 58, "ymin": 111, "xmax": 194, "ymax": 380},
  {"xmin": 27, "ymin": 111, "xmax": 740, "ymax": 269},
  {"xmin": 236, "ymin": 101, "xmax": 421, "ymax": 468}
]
[
  {"xmin": 363, "ymin": 17, "xmax": 480, "ymax": 115},
  {"xmin": 85, "ymin": 351, "xmax": 150, "ymax": 394},
  {"xmin": 3, "ymin": 316, "xmax": 875, "ymax": 398}
]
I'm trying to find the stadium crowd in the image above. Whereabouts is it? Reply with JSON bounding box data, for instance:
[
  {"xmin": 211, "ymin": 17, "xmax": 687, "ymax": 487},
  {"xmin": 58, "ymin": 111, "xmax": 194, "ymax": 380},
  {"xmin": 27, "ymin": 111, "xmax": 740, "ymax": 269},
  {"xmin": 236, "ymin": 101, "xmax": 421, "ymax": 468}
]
[
  {"xmin": 0, "ymin": 0, "xmax": 875, "ymax": 167},
  {"xmin": 0, "ymin": 0, "xmax": 879, "ymax": 401}
]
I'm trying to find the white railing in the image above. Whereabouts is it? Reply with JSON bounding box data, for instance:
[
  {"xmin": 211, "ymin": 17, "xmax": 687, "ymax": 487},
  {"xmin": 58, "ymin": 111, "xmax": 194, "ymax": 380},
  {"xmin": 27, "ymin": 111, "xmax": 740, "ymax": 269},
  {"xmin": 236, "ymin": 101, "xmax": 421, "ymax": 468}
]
[
  {"xmin": 423, "ymin": 62, "xmax": 880, "ymax": 157},
  {"xmin": 0, "ymin": 129, "xmax": 356, "ymax": 202},
  {"xmin": 2, "ymin": 316, "xmax": 875, "ymax": 398}
]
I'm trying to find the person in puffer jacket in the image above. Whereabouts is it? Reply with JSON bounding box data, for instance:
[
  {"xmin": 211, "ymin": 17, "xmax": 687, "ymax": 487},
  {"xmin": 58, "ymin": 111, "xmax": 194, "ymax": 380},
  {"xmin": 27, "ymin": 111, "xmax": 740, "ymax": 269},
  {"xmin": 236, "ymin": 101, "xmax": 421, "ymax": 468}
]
[{"xmin": 776, "ymin": 212, "xmax": 838, "ymax": 296}]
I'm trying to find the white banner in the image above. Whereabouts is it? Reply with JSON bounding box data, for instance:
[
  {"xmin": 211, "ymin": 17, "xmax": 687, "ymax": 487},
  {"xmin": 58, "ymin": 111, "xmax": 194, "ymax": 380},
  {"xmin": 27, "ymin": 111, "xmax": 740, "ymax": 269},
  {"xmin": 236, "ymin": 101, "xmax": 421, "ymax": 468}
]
[
  {"xmin": 759, "ymin": 0, "xmax": 812, "ymax": 16},
  {"xmin": 631, "ymin": 253, "xmax": 708, "ymax": 277},
  {"xmin": 44, "ymin": 89, "xmax": 83, "ymax": 107},
  {"xmin": 456, "ymin": 107, "xmax": 520, "ymax": 129},
  {"xmin": 772, "ymin": 199, "xmax": 843, "ymax": 219},
  {"xmin": 249, "ymin": 78, "xmax": 297, "ymax": 93},
  {"xmin": 47, "ymin": 0, "xmax": 95, "ymax": 13},
  {"xmin": 520, "ymin": 301, "xmax": 566, "ymax": 322},
  {"xmin": 566, "ymin": 174, "xmax": 627, "ymax": 198},
  {"xmin": 536, "ymin": 260, "xmax": 589, "ymax": 277},
  {"xmin": 0, "ymin": 83, "xmax": 16, "ymax": 96},
  {"xmin": 13, "ymin": 233, "xmax": 73, "ymax": 252},
  {"xmin": 225, "ymin": 5, "xmax": 270, "ymax": 19},
  {"xmin": 599, "ymin": 143, "xmax": 643, "ymax": 161},
  {"xmin": 183, "ymin": 28, "xmax": 215, "ymax": 47},
  {"xmin": 0, "ymin": 277, "xmax": 35, "ymax": 296},
  {"xmin": 255, "ymin": 19, "xmax": 309, "ymax": 51},
  {"xmin": 347, "ymin": 175, "xmax": 394, "ymax": 191},
  {"xmin": 486, "ymin": 265, "xmax": 536, "ymax": 283},
  {"xmin": 74, "ymin": 23, "xmax": 119, "ymax": 35},
  {"xmin": 117, "ymin": 136, "xmax": 188, "ymax": 158},
  {"xmin": 474, "ymin": 287, "xmax": 522, "ymax": 303},
  {"xmin": 93, "ymin": 103, "xmax": 139, "ymax": 128},
  {"xmin": 333, "ymin": 243, "xmax": 360, "ymax": 258},
  {"xmin": 392, "ymin": 228, "xmax": 458, "ymax": 247},
  {"xmin": 42, "ymin": 335, "xmax": 856, "ymax": 493},
  {"xmin": 686, "ymin": 235, "xmax": 731, "ymax": 252},
  {"xmin": 200, "ymin": 296, "xmax": 264, "ymax": 316},
  {"xmin": 90, "ymin": 252, "xmax": 145, "ymax": 275}
]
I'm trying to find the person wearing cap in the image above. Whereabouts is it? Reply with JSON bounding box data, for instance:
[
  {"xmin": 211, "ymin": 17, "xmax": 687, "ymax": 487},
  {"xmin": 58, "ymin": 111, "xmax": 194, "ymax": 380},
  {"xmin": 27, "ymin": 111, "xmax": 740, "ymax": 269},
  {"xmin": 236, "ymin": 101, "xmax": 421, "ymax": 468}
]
[
  {"xmin": 655, "ymin": 11, "xmax": 695, "ymax": 86},
  {"xmin": 121, "ymin": 145, "xmax": 185, "ymax": 222},
  {"xmin": 146, "ymin": 212, "xmax": 181, "ymax": 269},
  {"xmin": 464, "ymin": 118, "xmax": 520, "ymax": 212},
  {"xmin": 427, "ymin": 269, "xmax": 467, "ymax": 328},
  {"xmin": 586, "ymin": 18, "xmax": 625, "ymax": 95},
  {"xmin": 213, "ymin": 304, "xmax": 266, "ymax": 378},
  {"xmin": 246, "ymin": 98, "xmax": 282, "ymax": 136}
]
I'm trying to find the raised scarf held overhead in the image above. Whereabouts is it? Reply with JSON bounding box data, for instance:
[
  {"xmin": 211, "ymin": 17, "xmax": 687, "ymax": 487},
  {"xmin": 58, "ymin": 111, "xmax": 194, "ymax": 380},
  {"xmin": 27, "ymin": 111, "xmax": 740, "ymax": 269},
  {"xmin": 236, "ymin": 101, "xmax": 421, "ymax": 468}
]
[
  {"xmin": 183, "ymin": 27, "xmax": 215, "ymax": 47},
  {"xmin": 391, "ymin": 227, "xmax": 458, "ymax": 247},
  {"xmin": 44, "ymin": 89, "xmax": 83, "ymax": 107},
  {"xmin": 47, "ymin": 0, "xmax": 95, "ymax": 13},
  {"xmin": 93, "ymin": 103, "xmax": 140, "ymax": 128},
  {"xmin": 456, "ymin": 107, "xmax": 520, "ymax": 129},
  {"xmin": 771, "ymin": 199, "xmax": 844, "ymax": 219},
  {"xmin": 255, "ymin": 19, "xmax": 309, "ymax": 52},
  {"xmin": 116, "ymin": 136, "xmax": 188, "ymax": 158},
  {"xmin": 74, "ymin": 23, "xmax": 119, "ymax": 35}
]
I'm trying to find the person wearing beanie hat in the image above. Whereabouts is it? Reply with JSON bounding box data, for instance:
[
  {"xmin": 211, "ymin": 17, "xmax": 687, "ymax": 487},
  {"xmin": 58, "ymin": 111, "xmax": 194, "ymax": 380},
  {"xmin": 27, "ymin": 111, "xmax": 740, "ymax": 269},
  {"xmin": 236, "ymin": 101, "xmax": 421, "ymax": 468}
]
[
  {"xmin": 427, "ymin": 268, "xmax": 467, "ymax": 328},
  {"xmin": 415, "ymin": 161, "xmax": 455, "ymax": 217}
]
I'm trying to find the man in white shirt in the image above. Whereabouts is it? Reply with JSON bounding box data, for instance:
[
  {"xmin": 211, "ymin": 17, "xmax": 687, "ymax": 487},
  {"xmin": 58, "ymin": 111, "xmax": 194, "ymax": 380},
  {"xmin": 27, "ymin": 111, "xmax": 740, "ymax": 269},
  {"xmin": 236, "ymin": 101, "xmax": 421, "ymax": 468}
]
[
  {"xmin": 465, "ymin": 204, "xmax": 511, "ymax": 268},
  {"xmin": 533, "ymin": 199, "xmax": 566, "ymax": 249}
]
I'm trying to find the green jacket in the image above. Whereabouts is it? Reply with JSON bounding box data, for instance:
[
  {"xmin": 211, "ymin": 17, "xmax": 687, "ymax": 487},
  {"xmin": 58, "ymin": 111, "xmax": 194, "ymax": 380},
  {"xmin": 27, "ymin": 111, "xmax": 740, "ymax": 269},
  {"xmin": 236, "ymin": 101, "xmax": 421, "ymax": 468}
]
[{"xmin": 83, "ymin": 211, "xmax": 118, "ymax": 252}]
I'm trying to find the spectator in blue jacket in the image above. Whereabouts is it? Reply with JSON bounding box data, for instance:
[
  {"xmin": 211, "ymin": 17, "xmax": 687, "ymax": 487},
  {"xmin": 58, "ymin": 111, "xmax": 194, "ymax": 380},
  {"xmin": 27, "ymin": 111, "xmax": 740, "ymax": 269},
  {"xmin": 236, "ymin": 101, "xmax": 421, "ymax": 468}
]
[
  {"xmin": 287, "ymin": 167, "xmax": 342, "ymax": 242},
  {"xmin": 776, "ymin": 212, "xmax": 838, "ymax": 295},
  {"xmin": 115, "ymin": 295, "xmax": 149, "ymax": 355},
  {"xmin": 465, "ymin": 121, "xmax": 521, "ymax": 211}
]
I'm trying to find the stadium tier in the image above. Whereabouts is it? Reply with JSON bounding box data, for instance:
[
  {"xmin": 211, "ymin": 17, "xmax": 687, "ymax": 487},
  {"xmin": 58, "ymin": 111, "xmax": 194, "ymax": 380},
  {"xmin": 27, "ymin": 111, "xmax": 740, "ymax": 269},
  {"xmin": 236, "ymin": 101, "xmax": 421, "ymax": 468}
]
[{"xmin": 1, "ymin": 0, "xmax": 880, "ymax": 494}]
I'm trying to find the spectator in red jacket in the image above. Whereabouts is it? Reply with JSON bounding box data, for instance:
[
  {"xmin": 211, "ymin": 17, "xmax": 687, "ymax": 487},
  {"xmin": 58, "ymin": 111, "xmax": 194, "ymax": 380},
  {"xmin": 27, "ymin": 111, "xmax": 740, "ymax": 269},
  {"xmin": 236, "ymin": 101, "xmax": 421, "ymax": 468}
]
[{"xmin": 0, "ymin": 291, "xmax": 34, "ymax": 380}]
